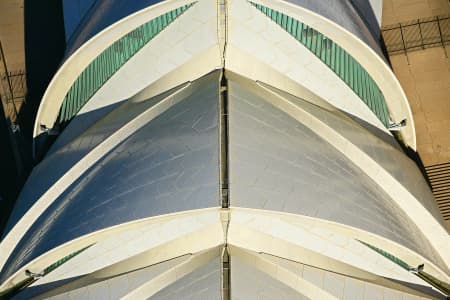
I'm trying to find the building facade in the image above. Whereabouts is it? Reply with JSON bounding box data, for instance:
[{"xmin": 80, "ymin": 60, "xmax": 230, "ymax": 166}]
[{"xmin": 0, "ymin": 0, "xmax": 449, "ymax": 299}]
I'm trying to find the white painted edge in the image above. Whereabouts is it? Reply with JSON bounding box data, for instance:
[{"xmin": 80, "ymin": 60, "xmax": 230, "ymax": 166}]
[
  {"xmin": 1, "ymin": 206, "xmax": 446, "ymax": 296},
  {"xmin": 229, "ymin": 245, "xmax": 444, "ymax": 299},
  {"xmin": 33, "ymin": 0, "xmax": 196, "ymax": 143},
  {"xmin": 229, "ymin": 246, "xmax": 340, "ymax": 300},
  {"xmin": 229, "ymin": 207, "xmax": 449, "ymax": 284},
  {"xmin": 0, "ymin": 208, "xmax": 222, "ymax": 293},
  {"xmin": 251, "ymin": 0, "xmax": 417, "ymax": 150},
  {"xmin": 120, "ymin": 247, "xmax": 221, "ymax": 299},
  {"xmin": 368, "ymin": 0, "xmax": 383, "ymax": 25},
  {"xmin": 225, "ymin": 45, "xmax": 390, "ymax": 134},
  {"xmin": 257, "ymin": 82, "xmax": 450, "ymax": 273},
  {"xmin": 0, "ymin": 83, "xmax": 192, "ymax": 276}
]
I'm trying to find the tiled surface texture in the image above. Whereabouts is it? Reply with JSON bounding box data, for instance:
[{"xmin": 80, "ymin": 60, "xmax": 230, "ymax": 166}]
[
  {"xmin": 258, "ymin": 253, "xmax": 433, "ymax": 300},
  {"xmin": 227, "ymin": 0, "xmax": 388, "ymax": 132},
  {"xmin": 228, "ymin": 79, "xmax": 443, "ymax": 267},
  {"xmin": 63, "ymin": 0, "xmax": 166, "ymax": 58},
  {"xmin": 150, "ymin": 256, "xmax": 221, "ymax": 300},
  {"xmin": 282, "ymin": 89, "xmax": 444, "ymax": 226},
  {"xmin": 231, "ymin": 254, "xmax": 309, "ymax": 300},
  {"xmin": 283, "ymin": 0, "xmax": 385, "ymax": 60},
  {"xmin": 3, "ymin": 85, "xmax": 185, "ymax": 236},
  {"xmin": 13, "ymin": 256, "xmax": 190, "ymax": 300},
  {"xmin": 1, "ymin": 74, "xmax": 220, "ymax": 282}
]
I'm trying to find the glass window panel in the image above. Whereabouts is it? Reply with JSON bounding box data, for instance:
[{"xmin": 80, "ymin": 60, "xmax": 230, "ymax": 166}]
[
  {"xmin": 250, "ymin": 2, "xmax": 390, "ymax": 127},
  {"xmin": 58, "ymin": 4, "xmax": 194, "ymax": 124}
]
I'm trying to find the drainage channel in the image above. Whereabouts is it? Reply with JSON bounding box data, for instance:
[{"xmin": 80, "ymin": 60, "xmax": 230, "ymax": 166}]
[
  {"xmin": 218, "ymin": 0, "xmax": 230, "ymax": 297},
  {"xmin": 219, "ymin": 69, "xmax": 231, "ymax": 300}
]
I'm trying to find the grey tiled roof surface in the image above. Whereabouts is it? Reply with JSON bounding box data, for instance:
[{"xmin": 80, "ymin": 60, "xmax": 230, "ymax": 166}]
[
  {"xmin": 284, "ymin": 0, "xmax": 387, "ymax": 62},
  {"xmin": 1, "ymin": 75, "xmax": 220, "ymax": 282},
  {"xmin": 150, "ymin": 256, "xmax": 221, "ymax": 300},
  {"xmin": 64, "ymin": 0, "xmax": 166, "ymax": 59},
  {"xmin": 228, "ymin": 79, "xmax": 442, "ymax": 268},
  {"xmin": 2, "ymin": 73, "xmax": 445, "ymax": 289},
  {"xmin": 12, "ymin": 255, "xmax": 190, "ymax": 300},
  {"xmin": 3, "ymin": 85, "xmax": 186, "ymax": 238},
  {"xmin": 286, "ymin": 92, "xmax": 445, "ymax": 228},
  {"xmin": 231, "ymin": 254, "xmax": 309, "ymax": 300}
]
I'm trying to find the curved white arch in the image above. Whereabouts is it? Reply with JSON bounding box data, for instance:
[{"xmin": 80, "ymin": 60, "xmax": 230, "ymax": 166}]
[
  {"xmin": 228, "ymin": 226, "xmax": 440, "ymax": 299},
  {"xmin": 8, "ymin": 1, "xmax": 449, "ymax": 297},
  {"xmin": 250, "ymin": 0, "xmax": 416, "ymax": 150},
  {"xmin": 254, "ymin": 79, "xmax": 450, "ymax": 273},
  {"xmin": 2, "ymin": 207, "xmax": 446, "ymax": 296},
  {"xmin": 121, "ymin": 248, "xmax": 222, "ymax": 300},
  {"xmin": 229, "ymin": 208, "xmax": 449, "ymax": 283},
  {"xmin": 34, "ymin": 0, "xmax": 416, "ymax": 153},
  {"xmin": 0, "ymin": 208, "xmax": 223, "ymax": 293},
  {"xmin": 229, "ymin": 247, "xmax": 340, "ymax": 300},
  {"xmin": 0, "ymin": 83, "xmax": 192, "ymax": 277},
  {"xmin": 225, "ymin": 12, "xmax": 389, "ymax": 133},
  {"xmin": 33, "ymin": 0, "xmax": 197, "ymax": 144}
]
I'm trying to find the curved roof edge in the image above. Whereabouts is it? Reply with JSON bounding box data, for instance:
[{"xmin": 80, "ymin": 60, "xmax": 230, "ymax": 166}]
[
  {"xmin": 258, "ymin": 79, "xmax": 449, "ymax": 269},
  {"xmin": 256, "ymin": 0, "xmax": 416, "ymax": 150},
  {"xmin": 0, "ymin": 208, "xmax": 223, "ymax": 293},
  {"xmin": 1, "ymin": 208, "xmax": 447, "ymax": 296},
  {"xmin": 63, "ymin": 0, "xmax": 166, "ymax": 58},
  {"xmin": 1, "ymin": 80, "xmax": 196, "ymax": 277},
  {"xmin": 284, "ymin": 0, "xmax": 386, "ymax": 62},
  {"xmin": 229, "ymin": 208, "xmax": 450, "ymax": 283},
  {"xmin": 34, "ymin": 0, "xmax": 416, "ymax": 156},
  {"xmin": 33, "ymin": 0, "xmax": 196, "ymax": 153}
]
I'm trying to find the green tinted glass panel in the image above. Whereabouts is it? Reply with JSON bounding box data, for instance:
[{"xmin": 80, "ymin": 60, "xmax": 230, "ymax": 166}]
[
  {"xmin": 59, "ymin": 3, "xmax": 195, "ymax": 124},
  {"xmin": 358, "ymin": 240, "xmax": 411, "ymax": 270},
  {"xmin": 359, "ymin": 240, "xmax": 450, "ymax": 294},
  {"xmin": 43, "ymin": 244, "xmax": 93, "ymax": 275},
  {"xmin": 250, "ymin": 2, "xmax": 390, "ymax": 127}
]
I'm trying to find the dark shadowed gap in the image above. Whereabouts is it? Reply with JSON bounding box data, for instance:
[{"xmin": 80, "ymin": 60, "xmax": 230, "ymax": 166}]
[{"xmin": 0, "ymin": 0, "xmax": 66, "ymax": 236}]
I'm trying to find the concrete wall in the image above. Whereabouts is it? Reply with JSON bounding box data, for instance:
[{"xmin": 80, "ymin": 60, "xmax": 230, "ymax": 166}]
[
  {"xmin": 390, "ymin": 47, "xmax": 450, "ymax": 167},
  {"xmin": 383, "ymin": 0, "xmax": 450, "ymax": 26}
]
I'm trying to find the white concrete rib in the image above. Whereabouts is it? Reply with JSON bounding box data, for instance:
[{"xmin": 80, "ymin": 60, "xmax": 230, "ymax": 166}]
[
  {"xmin": 0, "ymin": 83, "xmax": 191, "ymax": 274},
  {"xmin": 250, "ymin": 0, "xmax": 417, "ymax": 150},
  {"xmin": 0, "ymin": 208, "xmax": 223, "ymax": 294},
  {"xmin": 33, "ymin": 0, "xmax": 196, "ymax": 142},
  {"xmin": 120, "ymin": 247, "xmax": 221, "ymax": 300},
  {"xmin": 257, "ymin": 82, "xmax": 450, "ymax": 276},
  {"xmin": 229, "ymin": 246, "xmax": 339, "ymax": 300}
]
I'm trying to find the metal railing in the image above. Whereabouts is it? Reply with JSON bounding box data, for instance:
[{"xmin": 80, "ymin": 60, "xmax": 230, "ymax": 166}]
[
  {"xmin": 0, "ymin": 40, "xmax": 27, "ymax": 131},
  {"xmin": 381, "ymin": 15, "xmax": 450, "ymax": 56}
]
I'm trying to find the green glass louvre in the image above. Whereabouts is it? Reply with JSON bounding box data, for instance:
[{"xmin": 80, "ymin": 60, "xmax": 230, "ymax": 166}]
[
  {"xmin": 43, "ymin": 244, "xmax": 93, "ymax": 275},
  {"xmin": 358, "ymin": 240, "xmax": 411, "ymax": 270},
  {"xmin": 250, "ymin": 2, "xmax": 390, "ymax": 127},
  {"xmin": 359, "ymin": 240, "xmax": 450, "ymax": 294},
  {"xmin": 59, "ymin": 3, "xmax": 196, "ymax": 124}
]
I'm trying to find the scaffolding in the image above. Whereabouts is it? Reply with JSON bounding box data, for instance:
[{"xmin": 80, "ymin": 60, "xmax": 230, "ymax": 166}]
[
  {"xmin": 382, "ymin": 15, "xmax": 450, "ymax": 56},
  {"xmin": 0, "ymin": 40, "xmax": 26, "ymax": 177},
  {"xmin": 0, "ymin": 40, "xmax": 26, "ymax": 131}
]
